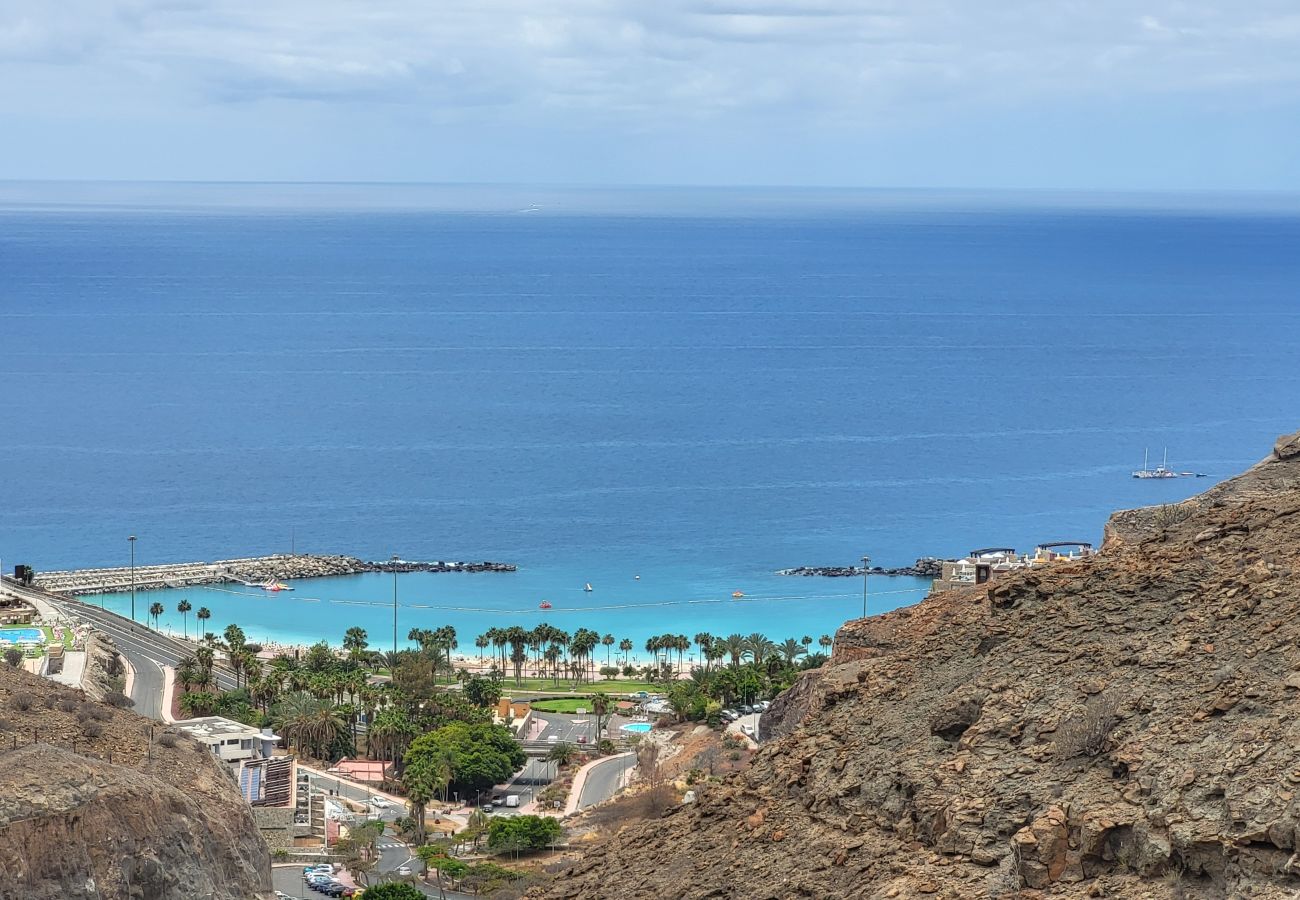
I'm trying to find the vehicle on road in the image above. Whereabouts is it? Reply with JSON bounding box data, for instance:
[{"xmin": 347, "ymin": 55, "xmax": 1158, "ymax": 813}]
[
  {"xmin": 368, "ymin": 795, "xmax": 389, "ymax": 806},
  {"xmin": 482, "ymin": 803, "xmax": 494, "ymax": 813},
  {"xmin": 505, "ymin": 794, "xmax": 520, "ymax": 808},
  {"xmin": 491, "ymin": 793, "xmax": 504, "ymax": 806},
  {"xmin": 397, "ymin": 865, "xmax": 412, "ymax": 876}
]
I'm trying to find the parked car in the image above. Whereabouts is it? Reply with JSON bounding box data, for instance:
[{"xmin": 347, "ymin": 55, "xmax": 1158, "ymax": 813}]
[
  {"xmin": 721, "ymin": 710, "xmax": 738, "ymax": 721},
  {"xmin": 322, "ymin": 884, "xmax": 347, "ymax": 898},
  {"xmin": 481, "ymin": 803, "xmax": 494, "ymax": 813}
]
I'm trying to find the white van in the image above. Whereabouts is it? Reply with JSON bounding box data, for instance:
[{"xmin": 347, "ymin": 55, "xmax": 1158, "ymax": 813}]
[{"xmin": 505, "ymin": 795, "xmax": 520, "ymax": 808}]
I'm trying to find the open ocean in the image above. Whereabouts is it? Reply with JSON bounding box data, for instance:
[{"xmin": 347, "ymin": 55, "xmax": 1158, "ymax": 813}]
[{"xmin": 1, "ymin": 183, "xmax": 1297, "ymax": 651}]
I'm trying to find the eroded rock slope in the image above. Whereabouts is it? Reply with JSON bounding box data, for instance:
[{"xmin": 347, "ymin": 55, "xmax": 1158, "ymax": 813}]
[
  {"xmin": 547, "ymin": 431, "xmax": 1300, "ymax": 899},
  {"xmin": 0, "ymin": 665, "xmax": 272, "ymax": 900}
]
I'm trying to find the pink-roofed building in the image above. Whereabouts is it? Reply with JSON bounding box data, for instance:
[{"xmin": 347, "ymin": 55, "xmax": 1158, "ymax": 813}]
[{"xmin": 328, "ymin": 758, "xmax": 393, "ymax": 784}]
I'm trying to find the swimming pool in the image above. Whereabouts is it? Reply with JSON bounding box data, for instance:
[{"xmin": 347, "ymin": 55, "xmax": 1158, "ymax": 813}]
[
  {"xmin": 621, "ymin": 722, "xmax": 653, "ymax": 734},
  {"xmin": 0, "ymin": 628, "xmax": 43, "ymax": 644}
]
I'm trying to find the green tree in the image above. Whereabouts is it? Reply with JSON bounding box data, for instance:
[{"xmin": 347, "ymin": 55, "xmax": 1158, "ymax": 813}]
[
  {"xmin": 195, "ymin": 606, "xmax": 211, "ymax": 636},
  {"xmin": 344, "ymin": 626, "xmax": 369, "ymax": 659},
  {"xmin": 405, "ymin": 721, "xmax": 525, "ymax": 800},
  {"xmin": 359, "ymin": 884, "xmax": 425, "ymax": 900},
  {"xmin": 177, "ymin": 598, "xmax": 192, "ymax": 638},
  {"xmin": 462, "ymin": 674, "xmax": 503, "ymax": 709},
  {"xmin": 777, "ymin": 638, "xmax": 806, "ymax": 665},
  {"xmin": 148, "ymin": 601, "xmax": 165, "ymax": 630},
  {"xmin": 272, "ymin": 691, "xmax": 346, "ymax": 759},
  {"xmin": 487, "ymin": 815, "xmax": 562, "ymax": 856},
  {"xmin": 402, "ymin": 749, "xmax": 449, "ymax": 846},
  {"xmin": 618, "ymin": 637, "xmax": 633, "ymax": 666},
  {"xmin": 4, "ymin": 648, "xmax": 22, "ymax": 668},
  {"xmin": 416, "ymin": 843, "xmax": 468, "ymax": 900},
  {"xmin": 179, "ymin": 691, "xmax": 218, "ymax": 717},
  {"xmin": 545, "ymin": 741, "xmax": 576, "ymax": 768}
]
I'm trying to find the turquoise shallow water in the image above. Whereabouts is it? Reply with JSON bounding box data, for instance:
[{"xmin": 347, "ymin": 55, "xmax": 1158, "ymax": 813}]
[{"xmin": 89, "ymin": 570, "xmax": 931, "ymax": 655}]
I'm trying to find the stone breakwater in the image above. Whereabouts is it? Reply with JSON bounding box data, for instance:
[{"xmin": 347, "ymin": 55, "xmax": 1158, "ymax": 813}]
[
  {"xmin": 775, "ymin": 557, "xmax": 945, "ymax": 579},
  {"xmin": 34, "ymin": 553, "xmax": 516, "ymax": 596}
]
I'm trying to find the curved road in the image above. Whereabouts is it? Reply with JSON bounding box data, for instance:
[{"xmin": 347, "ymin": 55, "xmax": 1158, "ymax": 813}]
[
  {"xmin": 576, "ymin": 753, "xmax": 636, "ymax": 811},
  {"xmin": 4, "ymin": 580, "xmax": 237, "ymax": 719}
]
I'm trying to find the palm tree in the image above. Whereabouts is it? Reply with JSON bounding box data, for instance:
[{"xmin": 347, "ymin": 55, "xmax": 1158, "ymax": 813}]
[
  {"xmin": 745, "ymin": 634, "xmax": 777, "ymax": 666},
  {"xmin": 801, "ymin": 635, "xmax": 813, "ymax": 648},
  {"xmin": 273, "ymin": 691, "xmax": 346, "ymax": 760},
  {"xmin": 177, "ymin": 599, "xmax": 192, "ymax": 639},
  {"xmin": 179, "ymin": 691, "xmax": 217, "ymax": 717},
  {"xmin": 403, "ymin": 751, "xmax": 449, "ymax": 846},
  {"xmin": 342, "ymin": 626, "xmax": 369, "ymax": 661},
  {"xmin": 819, "ymin": 634, "xmax": 834, "ymax": 652},
  {"xmin": 723, "ymin": 634, "xmax": 747, "ymax": 667},
  {"xmin": 196, "ymin": 606, "xmax": 211, "ymax": 638},
  {"xmin": 601, "ymin": 633, "xmax": 615, "ymax": 667},
  {"xmin": 148, "ymin": 601, "xmax": 164, "ymax": 630},
  {"xmin": 618, "ymin": 638, "xmax": 633, "ymax": 667},
  {"xmin": 546, "ymin": 741, "xmax": 576, "ymax": 768},
  {"xmin": 475, "ymin": 633, "xmax": 489, "ymax": 668},
  {"xmin": 778, "ymin": 638, "xmax": 807, "ymax": 664}
]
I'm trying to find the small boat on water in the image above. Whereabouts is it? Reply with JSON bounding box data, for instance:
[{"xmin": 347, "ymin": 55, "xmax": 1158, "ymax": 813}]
[
  {"xmin": 260, "ymin": 579, "xmax": 293, "ymax": 592},
  {"xmin": 539, "ymin": 600, "xmax": 552, "ymax": 610},
  {"xmin": 732, "ymin": 590, "xmax": 745, "ymax": 599},
  {"xmin": 1133, "ymin": 448, "xmax": 1179, "ymax": 479},
  {"xmin": 584, "ymin": 583, "xmax": 593, "ymax": 592}
]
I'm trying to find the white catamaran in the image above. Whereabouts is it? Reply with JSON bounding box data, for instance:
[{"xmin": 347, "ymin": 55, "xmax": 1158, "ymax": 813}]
[{"xmin": 1132, "ymin": 447, "xmax": 1204, "ymax": 479}]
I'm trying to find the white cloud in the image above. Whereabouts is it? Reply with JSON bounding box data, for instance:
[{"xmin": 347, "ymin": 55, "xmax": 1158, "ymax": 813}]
[{"xmin": 1, "ymin": 1, "xmax": 1298, "ymax": 184}]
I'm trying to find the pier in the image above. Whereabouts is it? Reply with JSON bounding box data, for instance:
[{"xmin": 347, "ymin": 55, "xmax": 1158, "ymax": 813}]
[{"xmin": 32, "ymin": 554, "xmax": 517, "ymax": 596}]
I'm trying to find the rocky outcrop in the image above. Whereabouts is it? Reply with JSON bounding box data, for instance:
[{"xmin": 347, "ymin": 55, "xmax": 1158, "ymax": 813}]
[
  {"xmin": 0, "ymin": 666, "xmax": 272, "ymax": 900},
  {"xmin": 79, "ymin": 632, "xmax": 126, "ymax": 702},
  {"xmin": 542, "ymin": 428, "xmax": 1300, "ymax": 899},
  {"xmin": 35, "ymin": 553, "xmax": 517, "ymax": 595}
]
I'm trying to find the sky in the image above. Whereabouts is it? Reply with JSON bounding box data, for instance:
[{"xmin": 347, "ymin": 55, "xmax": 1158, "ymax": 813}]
[{"xmin": 2, "ymin": 1, "xmax": 1299, "ymax": 189}]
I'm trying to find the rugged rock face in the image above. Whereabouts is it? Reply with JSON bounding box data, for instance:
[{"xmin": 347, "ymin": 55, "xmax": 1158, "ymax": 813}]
[
  {"xmin": 0, "ymin": 666, "xmax": 272, "ymax": 900},
  {"xmin": 545, "ymin": 430, "xmax": 1300, "ymax": 899}
]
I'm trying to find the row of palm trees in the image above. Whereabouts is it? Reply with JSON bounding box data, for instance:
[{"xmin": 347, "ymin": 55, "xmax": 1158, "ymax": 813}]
[
  {"xmin": 647, "ymin": 631, "xmax": 834, "ymax": 672},
  {"xmin": 474, "ymin": 625, "xmax": 630, "ymax": 686}
]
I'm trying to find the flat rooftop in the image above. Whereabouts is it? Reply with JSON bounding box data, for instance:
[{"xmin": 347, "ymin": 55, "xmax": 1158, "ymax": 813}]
[{"xmin": 172, "ymin": 716, "xmax": 279, "ymax": 741}]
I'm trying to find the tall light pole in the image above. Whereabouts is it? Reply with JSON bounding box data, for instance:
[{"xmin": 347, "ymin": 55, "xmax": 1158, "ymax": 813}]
[
  {"xmin": 129, "ymin": 535, "xmax": 138, "ymax": 622},
  {"xmin": 391, "ymin": 554, "xmax": 400, "ymax": 657},
  {"xmin": 861, "ymin": 554, "xmax": 870, "ymax": 619}
]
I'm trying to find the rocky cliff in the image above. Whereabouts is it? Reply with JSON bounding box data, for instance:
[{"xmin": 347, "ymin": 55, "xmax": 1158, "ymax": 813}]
[
  {"xmin": 0, "ymin": 665, "xmax": 272, "ymax": 900},
  {"xmin": 545, "ymin": 430, "xmax": 1300, "ymax": 899}
]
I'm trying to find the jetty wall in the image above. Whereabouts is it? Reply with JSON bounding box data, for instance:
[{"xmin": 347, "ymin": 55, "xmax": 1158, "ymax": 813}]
[{"xmin": 33, "ymin": 554, "xmax": 516, "ymax": 596}]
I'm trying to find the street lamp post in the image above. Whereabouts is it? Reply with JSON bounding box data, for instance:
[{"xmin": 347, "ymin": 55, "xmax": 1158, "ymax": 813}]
[
  {"xmin": 391, "ymin": 554, "xmax": 400, "ymax": 656},
  {"xmin": 129, "ymin": 535, "xmax": 138, "ymax": 622},
  {"xmin": 861, "ymin": 554, "xmax": 870, "ymax": 619}
]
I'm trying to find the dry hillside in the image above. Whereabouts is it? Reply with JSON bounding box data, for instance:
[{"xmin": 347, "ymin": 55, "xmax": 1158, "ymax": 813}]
[
  {"xmin": 543, "ymin": 430, "xmax": 1300, "ymax": 899},
  {"xmin": 0, "ymin": 663, "xmax": 272, "ymax": 900}
]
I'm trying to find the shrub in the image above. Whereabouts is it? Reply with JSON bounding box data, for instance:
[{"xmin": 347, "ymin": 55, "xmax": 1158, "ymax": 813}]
[
  {"xmin": 157, "ymin": 732, "xmax": 179, "ymax": 749},
  {"xmin": 1154, "ymin": 503, "xmax": 1193, "ymax": 529},
  {"xmin": 105, "ymin": 692, "xmax": 135, "ymax": 709},
  {"xmin": 81, "ymin": 721, "xmax": 103, "ymax": 739},
  {"xmin": 8, "ymin": 692, "xmax": 35, "ymax": 711},
  {"xmin": 3, "ymin": 649, "xmax": 22, "ymax": 668},
  {"xmin": 1055, "ymin": 693, "xmax": 1121, "ymax": 759},
  {"xmin": 58, "ymin": 698, "xmax": 80, "ymax": 714}
]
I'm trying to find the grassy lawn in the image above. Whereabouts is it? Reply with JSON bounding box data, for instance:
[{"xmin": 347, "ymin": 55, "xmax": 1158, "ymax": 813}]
[{"xmin": 528, "ymin": 697, "xmax": 603, "ymax": 713}]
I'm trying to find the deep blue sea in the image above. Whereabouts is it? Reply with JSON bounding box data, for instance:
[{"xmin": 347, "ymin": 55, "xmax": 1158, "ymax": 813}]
[{"xmin": 2, "ymin": 183, "xmax": 1297, "ymax": 652}]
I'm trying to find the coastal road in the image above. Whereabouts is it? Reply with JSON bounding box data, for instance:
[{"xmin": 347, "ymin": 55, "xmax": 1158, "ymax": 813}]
[
  {"xmin": 42, "ymin": 595, "xmax": 238, "ymax": 716},
  {"xmin": 575, "ymin": 753, "xmax": 636, "ymax": 811}
]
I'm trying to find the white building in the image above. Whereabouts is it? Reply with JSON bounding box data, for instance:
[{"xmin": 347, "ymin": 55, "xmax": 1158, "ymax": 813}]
[{"xmin": 172, "ymin": 716, "xmax": 293, "ymax": 807}]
